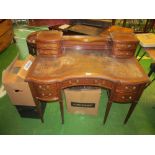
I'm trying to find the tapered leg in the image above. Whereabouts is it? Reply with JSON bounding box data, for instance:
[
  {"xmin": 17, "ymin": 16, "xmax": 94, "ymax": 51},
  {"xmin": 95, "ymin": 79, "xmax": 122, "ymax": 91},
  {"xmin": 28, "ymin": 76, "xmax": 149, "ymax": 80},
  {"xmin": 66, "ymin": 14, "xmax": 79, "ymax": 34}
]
[
  {"xmin": 13, "ymin": 37, "xmax": 16, "ymax": 43},
  {"xmin": 33, "ymin": 97, "xmax": 44, "ymax": 123},
  {"xmin": 124, "ymin": 102, "xmax": 137, "ymax": 124},
  {"xmin": 103, "ymin": 100, "xmax": 112, "ymax": 124},
  {"xmin": 59, "ymin": 100, "xmax": 64, "ymax": 124},
  {"xmin": 36, "ymin": 101, "xmax": 44, "ymax": 123}
]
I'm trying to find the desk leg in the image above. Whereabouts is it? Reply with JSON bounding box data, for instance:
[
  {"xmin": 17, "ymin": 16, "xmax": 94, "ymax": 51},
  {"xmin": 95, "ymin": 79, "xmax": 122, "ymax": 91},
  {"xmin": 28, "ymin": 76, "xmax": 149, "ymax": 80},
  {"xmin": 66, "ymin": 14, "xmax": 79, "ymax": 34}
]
[
  {"xmin": 103, "ymin": 100, "xmax": 112, "ymax": 124},
  {"xmin": 33, "ymin": 98, "xmax": 44, "ymax": 123},
  {"xmin": 28, "ymin": 82, "xmax": 44, "ymax": 123},
  {"xmin": 124, "ymin": 102, "xmax": 137, "ymax": 124},
  {"xmin": 59, "ymin": 94, "xmax": 64, "ymax": 124}
]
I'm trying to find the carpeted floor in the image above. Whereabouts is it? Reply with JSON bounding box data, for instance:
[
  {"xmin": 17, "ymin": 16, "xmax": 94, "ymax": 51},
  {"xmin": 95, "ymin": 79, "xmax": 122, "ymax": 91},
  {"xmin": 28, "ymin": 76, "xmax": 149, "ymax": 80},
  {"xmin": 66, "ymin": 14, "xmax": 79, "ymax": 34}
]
[{"xmin": 0, "ymin": 24, "xmax": 155, "ymax": 135}]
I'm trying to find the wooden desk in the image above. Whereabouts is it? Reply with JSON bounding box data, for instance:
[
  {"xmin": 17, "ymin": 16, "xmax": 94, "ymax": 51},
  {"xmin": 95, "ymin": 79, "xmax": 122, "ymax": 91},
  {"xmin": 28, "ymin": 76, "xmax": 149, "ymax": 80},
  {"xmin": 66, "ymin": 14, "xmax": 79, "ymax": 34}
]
[
  {"xmin": 26, "ymin": 51, "xmax": 149, "ymax": 124},
  {"xmin": 25, "ymin": 31, "xmax": 149, "ymax": 124}
]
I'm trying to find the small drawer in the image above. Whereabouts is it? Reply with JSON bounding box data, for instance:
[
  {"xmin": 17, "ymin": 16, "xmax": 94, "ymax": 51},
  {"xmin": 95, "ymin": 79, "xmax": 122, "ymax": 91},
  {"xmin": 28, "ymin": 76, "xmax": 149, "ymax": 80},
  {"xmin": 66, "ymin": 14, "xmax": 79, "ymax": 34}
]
[
  {"xmin": 34, "ymin": 83, "xmax": 59, "ymax": 100},
  {"xmin": 112, "ymin": 49, "xmax": 134, "ymax": 58},
  {"xmin": 113, "ymin": 43, "xmax": 137, "ymax": 50},
  {"xmin": 37, "ymin": 42, "xmax": 61, "ymax": 49},
  {"xmin": 112, "ymin": 92, "xmax": 138, "ymax": 103},
  {"xmin": 115, "ymin": 84, "xmax": 141, "ymax": 93}
]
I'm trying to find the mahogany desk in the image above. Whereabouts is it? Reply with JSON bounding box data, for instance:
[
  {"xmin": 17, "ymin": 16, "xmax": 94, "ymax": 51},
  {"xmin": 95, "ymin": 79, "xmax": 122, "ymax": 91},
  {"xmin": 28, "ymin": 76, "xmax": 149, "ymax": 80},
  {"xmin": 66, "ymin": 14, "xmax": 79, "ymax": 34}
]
[
  {"xmin": 26, "ymin": 31, "xmax": 149, "ymax": 123},
  {"xmin": 26, "ymin": 50, "xmax": 149, "ymax": 124}
]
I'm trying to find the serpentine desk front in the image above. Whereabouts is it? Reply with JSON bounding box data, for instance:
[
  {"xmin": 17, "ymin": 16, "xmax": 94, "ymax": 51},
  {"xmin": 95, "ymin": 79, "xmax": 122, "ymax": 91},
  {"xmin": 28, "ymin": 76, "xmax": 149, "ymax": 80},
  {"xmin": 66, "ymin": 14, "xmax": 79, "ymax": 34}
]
[{"xmin": 26, "ymin": 49, "xmax": 149, "ymax": 124}]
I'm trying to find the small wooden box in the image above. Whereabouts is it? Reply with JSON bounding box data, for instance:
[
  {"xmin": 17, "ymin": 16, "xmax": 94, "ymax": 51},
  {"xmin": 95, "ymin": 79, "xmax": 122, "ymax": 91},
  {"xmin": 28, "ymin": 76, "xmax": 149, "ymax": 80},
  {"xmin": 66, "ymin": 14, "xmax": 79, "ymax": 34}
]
[
  {"xmin": 111, "ymin": 32, "xmax": 139, "ymax": 58},
  {"xmin": 36, "ymin": 30, "xmax": 63, "ymax": 57}
]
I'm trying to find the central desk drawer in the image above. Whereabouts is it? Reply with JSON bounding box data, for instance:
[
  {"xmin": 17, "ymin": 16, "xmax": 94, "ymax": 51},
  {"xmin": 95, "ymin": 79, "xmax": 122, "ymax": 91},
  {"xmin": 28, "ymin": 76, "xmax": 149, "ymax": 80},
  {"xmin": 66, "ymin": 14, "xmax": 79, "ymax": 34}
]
[
  {"xmin": 34, "ymin": 83, "xmax": 59, "ymax": 100},
  {"xmin": 62, "ymin": 78, "xmax": 113, "ymax": 89}
]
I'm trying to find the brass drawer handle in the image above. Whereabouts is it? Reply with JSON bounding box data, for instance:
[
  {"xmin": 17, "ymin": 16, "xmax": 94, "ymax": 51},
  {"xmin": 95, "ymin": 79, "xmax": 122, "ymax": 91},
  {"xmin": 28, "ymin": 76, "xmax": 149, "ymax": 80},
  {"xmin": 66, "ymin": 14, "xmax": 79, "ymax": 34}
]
[
  {"xmin": 133, "ymin": 86, "xmax": 136, "ymax": 90},
  {"xmin": 39, "ymin": 85, "xmax": 42, "ymax": 88},
  {"xmin": 128, "ymin": 45, "xmax": 131, "ymax": 48},
  {"xmin": 42, "ymin": 93, "xmax": 45, "ymax": 96}
]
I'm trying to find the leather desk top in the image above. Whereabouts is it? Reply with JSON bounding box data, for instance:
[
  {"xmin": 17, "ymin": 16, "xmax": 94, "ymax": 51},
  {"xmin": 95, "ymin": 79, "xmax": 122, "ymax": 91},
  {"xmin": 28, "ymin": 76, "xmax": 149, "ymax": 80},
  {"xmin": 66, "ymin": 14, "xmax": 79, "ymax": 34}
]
[{"xmin": 26, "ymin": 50, "xmax": 149, "ymax": 84}]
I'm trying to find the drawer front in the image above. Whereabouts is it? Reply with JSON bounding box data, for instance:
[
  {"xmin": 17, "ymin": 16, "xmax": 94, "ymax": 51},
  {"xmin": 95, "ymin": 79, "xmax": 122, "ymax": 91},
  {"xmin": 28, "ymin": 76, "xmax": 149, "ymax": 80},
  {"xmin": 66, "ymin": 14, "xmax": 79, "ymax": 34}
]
[
  {"xmin": 37, "ymin": 42, "xmax": 61, "ymax": 49},
  {"xmin": 113, "ymin": 42, "xmax": 137, "ymax": 50},
  {"xmin": 0, "ymin": 19, "xmax": 12, "ymax": 36},
  {"xmin": 112, "ymin": 49, "xmax": 134, "ymax": 58},
  {"xmin": 115, "ymin": 84, "xmax": 142, "ymax": 93},
  {"xmin": 112, "ymin": 92, "xmax": 138, "ymax": 103},
  {"xmin": 34, "ymin": 83, "xmax": 59, "ymax": 100},
  {"xmin": 62, "ymin": 78, "xmax": 113, "ymax": 89},
  {"xmin": 0, "ymin": 29, "xmax": 13, "ymax": 52}
]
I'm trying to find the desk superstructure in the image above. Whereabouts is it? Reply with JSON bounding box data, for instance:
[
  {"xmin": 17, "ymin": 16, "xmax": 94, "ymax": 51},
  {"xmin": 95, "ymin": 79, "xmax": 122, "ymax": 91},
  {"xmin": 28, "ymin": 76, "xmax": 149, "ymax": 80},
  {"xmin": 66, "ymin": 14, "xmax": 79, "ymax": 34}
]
[{"xmin": 26, "ymin": 30, "xmax": 149, "ymax": 124}]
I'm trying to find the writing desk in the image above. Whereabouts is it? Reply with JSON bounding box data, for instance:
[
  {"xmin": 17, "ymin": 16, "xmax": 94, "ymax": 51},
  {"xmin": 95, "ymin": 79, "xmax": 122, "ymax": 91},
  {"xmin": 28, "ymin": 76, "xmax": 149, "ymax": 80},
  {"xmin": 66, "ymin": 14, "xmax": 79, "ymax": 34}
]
[
  {"xmin": 26, "ymin": 50, "xmax": 149, "ymax": 124},
  {"xmin": 25, "ymin": 31, "xmax": 149, "ymax": 124}
]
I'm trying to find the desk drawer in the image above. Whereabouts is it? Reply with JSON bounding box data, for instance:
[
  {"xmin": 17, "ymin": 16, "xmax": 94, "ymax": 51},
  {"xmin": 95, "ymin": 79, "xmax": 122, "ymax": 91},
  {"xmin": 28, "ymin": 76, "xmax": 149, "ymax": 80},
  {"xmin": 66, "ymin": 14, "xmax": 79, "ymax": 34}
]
[
  {"xmin": 113, "ymin": 42, "xmax": 137, "ymax": 50},
  {"xmin": 37, "ymin": 42, "xmax": 61, "ymax": 49},
  {"xmin": 112, "ymin": 49, "xmax": 134, "ymax": 58},
  {"xmin": 115, "ymin": 84, "xmax": 141, "ymax": 93},
  {"xmin": 62, "ymin": 78, "xmax": 113, "ymax": 89},
  {"xmin": 34, "ymin": 83, "xmax": 59, "ymax": 100},
  {"xmin": 112, "ymin": 92, "xmax": 138, "ymax": 103}
]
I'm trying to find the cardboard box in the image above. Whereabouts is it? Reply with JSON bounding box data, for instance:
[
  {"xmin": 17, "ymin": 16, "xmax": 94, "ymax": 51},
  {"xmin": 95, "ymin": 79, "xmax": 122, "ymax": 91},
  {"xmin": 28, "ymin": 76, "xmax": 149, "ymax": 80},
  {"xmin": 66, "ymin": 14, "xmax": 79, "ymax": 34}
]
[
  {"xmin": 136, "ymin": 33, "xmax": 155, "ymax": 47},
  {"xmin": 2, "ymin": 54, "xmax": 35, "ymax": 106},
  {"xmin": 64, "ymin": 86, "xmax": 101, "ymax": 115}
]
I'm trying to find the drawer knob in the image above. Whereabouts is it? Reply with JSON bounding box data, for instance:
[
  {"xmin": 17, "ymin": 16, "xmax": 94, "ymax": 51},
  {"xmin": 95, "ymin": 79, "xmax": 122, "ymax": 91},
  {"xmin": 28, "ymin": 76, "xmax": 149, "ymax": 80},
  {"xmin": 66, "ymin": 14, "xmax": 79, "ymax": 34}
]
[
  {"xmin": 125, "ymin": 86, "xmax": 128, "ymax": 89},
  {"xmin": 69, "ymin": 81, "xmax": 72, "ymax": 84},
  {"xmin": 128, "ymin": 45, "xmax": 131, "ymax": 48},
  {"xmin": 39, "ymin": 85, "xmax": 42, "ymax": 88},
  {"xmin": 76, "ymin": 79, "xmax": 79, "ymax": 83},
  {"xmin": 122, "ymin": 96, "xmax": 125, "ymax": 99},
  {"xmin": 126, "ymin": 52, "xmax": 129, "ymax": 55},
  {"xmin": 133, "ymin": 86, "xmax": 136, "ymax": 90},
  {"xmin": 42, "ymin": 93, "xmax": 45, "ymax": 96},
  {"xmin": 46, "ymin": 85, "xmax": 49, "ymax": 88},
  {"xmin": 129, "ymin": 96, "xmax": 132, "ymax": 99},
  {"xmin": 49, "ymin": 93, "xmax": 52, "ymax": 96}
]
